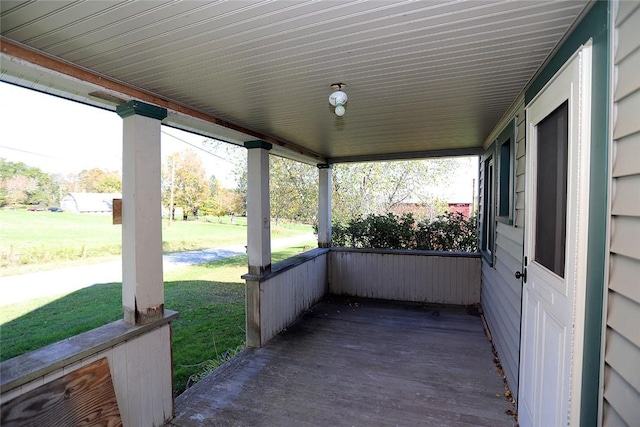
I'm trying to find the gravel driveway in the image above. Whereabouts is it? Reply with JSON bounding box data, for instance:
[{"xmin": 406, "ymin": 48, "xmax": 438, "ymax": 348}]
[{"xmin": 0, "ymin": 234, "xmax": 315, "ymax": 306}]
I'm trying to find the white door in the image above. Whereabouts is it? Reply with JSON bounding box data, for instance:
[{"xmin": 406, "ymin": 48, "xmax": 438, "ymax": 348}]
[{"xmin": 518, "ymin": 43, "xmax": 592, "ymax": 427}]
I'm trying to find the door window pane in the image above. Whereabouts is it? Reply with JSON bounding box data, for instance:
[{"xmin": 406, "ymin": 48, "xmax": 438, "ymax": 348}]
[{"xmin": 535, "ymin": 101, "xmax": 568, "ymax": 277}]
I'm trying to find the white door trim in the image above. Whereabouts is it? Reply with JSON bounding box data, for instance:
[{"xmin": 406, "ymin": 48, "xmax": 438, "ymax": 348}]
[{"xmin": 520, "ymin": 41, "xmax": 592, "ymax": 426}]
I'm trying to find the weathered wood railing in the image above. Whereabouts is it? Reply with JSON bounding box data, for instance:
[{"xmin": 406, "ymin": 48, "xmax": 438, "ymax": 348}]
[
  {"xmin": 329, "ymin": 248, "xmax": 481, "ymax": 305},
  {"xmin": 0, "ymin": 312, "xmax": 177, "ymax": 427},
  {"xmin": 244, "ymin": 247, "xmax": 480, "ymax": 348},
  {"xmin": 243, "ymin": 248, "xmax": 329, "ymax": 347}
]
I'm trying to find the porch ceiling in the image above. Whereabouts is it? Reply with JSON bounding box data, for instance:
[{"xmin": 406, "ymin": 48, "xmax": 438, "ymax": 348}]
[{"xmin": 0, "ymin": 0, "xmax": 590, "ymax": 164}]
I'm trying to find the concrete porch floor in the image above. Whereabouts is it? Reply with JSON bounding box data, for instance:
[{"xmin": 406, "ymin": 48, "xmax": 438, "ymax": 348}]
[{"xmin": 168, "ymin": 296, "xmax": 516, "ymax": 426}]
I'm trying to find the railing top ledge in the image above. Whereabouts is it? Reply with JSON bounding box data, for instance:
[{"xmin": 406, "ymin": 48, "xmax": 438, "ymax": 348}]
[
  {"xmin": 241, "ymin": 247, "xmax": 479, "ymax": 283},
  {"xmin": 242, "ymin": 248, "xmax": 330, "ymax": 282},
  {"xmin": 1, "ymin": 310, "xmax": 179, "ymax": 394},
  {"xmin": 330, "ymin": 247, "xmax": 481, "ymax": 258}
]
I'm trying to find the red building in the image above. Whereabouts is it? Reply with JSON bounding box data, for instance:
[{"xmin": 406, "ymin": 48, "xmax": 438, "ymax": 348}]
[{"xmin": 390, "ymin": 202, "xmax": 472, "ymax": 219}]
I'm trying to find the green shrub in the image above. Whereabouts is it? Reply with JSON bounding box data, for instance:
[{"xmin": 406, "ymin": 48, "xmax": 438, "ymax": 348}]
[
  {"xmin": 415, "ymin": 212, "xmax": 478, "ymax": 252},
  {"xmin": 332, "ymin": 211, "xmax": 477, "ymax": 252}
]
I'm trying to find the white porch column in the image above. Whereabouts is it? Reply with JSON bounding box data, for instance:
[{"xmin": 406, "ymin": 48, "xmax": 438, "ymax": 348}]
[
  {"xmin": 245, "ymin": 140, "xmax": 272, "ymax": 276},
  {"xmin": 116, "ymin": 101, "xmax": 167, "ymax": 325},
  {"xmin": 317, "ymin": 163, "xmax": 332, "ymax": 248}
]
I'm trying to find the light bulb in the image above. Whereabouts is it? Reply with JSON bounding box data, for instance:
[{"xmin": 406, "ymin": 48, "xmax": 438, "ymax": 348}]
[{"xmin": 335, "ymin": 104, "xmax": 346, "ymax": 117}]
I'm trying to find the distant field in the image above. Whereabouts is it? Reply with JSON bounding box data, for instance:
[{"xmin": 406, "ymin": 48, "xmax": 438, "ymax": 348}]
[{"xmin": 0, "ymin": 209, "xmax": 312, "ymax": 274}]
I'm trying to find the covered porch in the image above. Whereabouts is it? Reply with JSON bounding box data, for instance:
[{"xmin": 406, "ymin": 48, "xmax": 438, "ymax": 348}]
[
  {"xmin": 171, "ymin": 295, "xmax": 514, "ymax": 427},
  {"xmin": 3, "ymin": 1, "xmax": 627, "ymax": 426}
]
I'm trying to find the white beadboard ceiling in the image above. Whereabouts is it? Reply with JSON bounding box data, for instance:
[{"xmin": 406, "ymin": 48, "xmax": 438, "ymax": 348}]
[{"xmin": 0, "ymin": 0, "xmax": 590, "ymax": 164}]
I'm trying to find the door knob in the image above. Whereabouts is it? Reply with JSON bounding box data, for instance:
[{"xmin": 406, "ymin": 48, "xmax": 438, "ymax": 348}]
[{"xmin": 515, "ymin": 269, "xmax": 527, "ymax": 282}]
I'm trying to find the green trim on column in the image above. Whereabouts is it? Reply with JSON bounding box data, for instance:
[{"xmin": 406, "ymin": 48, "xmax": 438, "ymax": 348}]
[
  {"xmin": 244, "ymin": 140, "xmax": 272, "ymax": 150},
  {"xmin": 317, "ymin": 163, "xmax": 333, "ymax": 169},
  {"xmin": 116, "ymin": 100, "xmax": 168, "ymax": 120},
  {"xmin": 523, "ymin": 2, "xmax": 610, "ymax": 425}
]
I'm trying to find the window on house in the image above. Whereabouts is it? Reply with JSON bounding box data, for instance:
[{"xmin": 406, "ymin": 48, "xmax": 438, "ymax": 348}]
[
  {"xmin": 498, "ymin": 139, "xmax": 511, "ymax": 216},
  {"xmin": 481, "ymin": 154, "xmax": 495, "ymax": 261},
  {"xmin": 497, "ymin": 119, "xmax": 515, "ymax": 223}
]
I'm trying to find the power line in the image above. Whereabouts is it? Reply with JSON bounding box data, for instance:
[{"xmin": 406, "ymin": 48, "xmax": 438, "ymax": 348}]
[
  {"xmin": 160, "ymin": 130, "xmax": 233, "ymax": 163},
  {"xmin": 0, "ymin": 145, "xmax": 55, "ymax": 158}
]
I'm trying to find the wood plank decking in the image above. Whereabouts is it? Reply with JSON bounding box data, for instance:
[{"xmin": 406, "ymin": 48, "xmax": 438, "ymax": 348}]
[{"xmin": 169, "ymin": 297, "xmax": 516, "ymax": 426}]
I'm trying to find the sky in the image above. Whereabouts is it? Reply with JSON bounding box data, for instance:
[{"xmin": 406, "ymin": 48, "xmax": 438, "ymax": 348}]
[
  {"xmin": 0, "ymin": 82, "xmax": 238, "ymax": 188},
  {"xmin": 0, "ymin": 81, "xmax": 477, "ymax": 201}
]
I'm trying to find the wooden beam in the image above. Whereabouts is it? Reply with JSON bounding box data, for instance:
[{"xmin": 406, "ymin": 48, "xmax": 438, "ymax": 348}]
[
  {"xmin": 1, "ymin": 358, "xmax": 121, "ymax": 427},
  {"xmin": 0, "ymin": 38, "xmax": 325, "ymax": 162}
]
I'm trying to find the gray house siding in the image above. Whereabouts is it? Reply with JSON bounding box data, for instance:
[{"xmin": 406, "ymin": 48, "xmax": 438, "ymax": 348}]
[
  {"xmin": 481, "ymin": 2, "xmax": 613, "ymax": 420},
  {"xmin": 603, "ymin": 2, "xmax": 640, "ymax": 425},
  {"xmin": 480, "ymin": 98, "xmax": 525, "ymax": 400}
]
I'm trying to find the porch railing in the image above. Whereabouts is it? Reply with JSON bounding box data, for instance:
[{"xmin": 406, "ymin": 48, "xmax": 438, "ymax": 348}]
[
  {"xmin": 329, "ymin": 248, "xmax": 481, "ymax": 305},
  {"xmin": 0, "ymin": 312, "xmax": 178, "ymax": 426},
  {"xmin": 245, "ymin": 247, "xmax": 480, "ymax": 347},
  {"xmin": 243, "ymin": 248, "xmax": 329, "ymax": 347},
  {"xmin": 1, "ymin": 248, "xmax": 481, "ymax": 425}
]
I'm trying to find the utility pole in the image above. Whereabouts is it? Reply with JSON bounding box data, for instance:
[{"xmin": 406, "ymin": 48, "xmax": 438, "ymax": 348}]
[
  {"xmin": 471, "ymin": 178, "xmax": 476, "ymax": 216},
  {"xmin": 168, "ymin": 160, "xmax": 175, "ymax": 227}
]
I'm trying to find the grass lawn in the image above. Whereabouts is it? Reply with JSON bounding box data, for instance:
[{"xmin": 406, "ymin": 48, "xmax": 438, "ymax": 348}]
[
  {"xmin": 0, "ymin": 243, "xmax": 315, "ymax": 395},
  {"xmin": 0, "ymin": 209, "xmax": 312, "ymax": 275}
]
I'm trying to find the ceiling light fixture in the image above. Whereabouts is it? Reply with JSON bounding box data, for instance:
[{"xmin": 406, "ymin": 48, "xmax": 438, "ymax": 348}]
[{"xmin": 329, "ymin": 83, "xmax": 348, "ymax": 117}]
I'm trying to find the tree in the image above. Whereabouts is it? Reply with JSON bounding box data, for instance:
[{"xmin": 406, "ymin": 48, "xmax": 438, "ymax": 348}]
[
  {"xmin": 229, "ymin": 150, "xmax": 462, "ymax": 226},
  {"xmin": 2, "ymin": 175, "xmax": 37, "ymax": 207},
  {"xmin": 77, "ymin": 168, "xmax": 121, "ymax": 193},
  {"xmin": 200, "ymin": 138, "xmax": 248, "ymax": 215},
  {"xmin": 331, "ymin": 159, "xmax": 459, "ymax": 222},
  {"xmin": 95, "ymin": 175, "xmax": 122, "ymax": 193},
  {"xmin": 0, "ymin": 158, "xmax": 61, "ymax": 206},
  {"xmin": 231, "ymin": 154, "xmax": 317, "ymax": 224},
  {"xmin": 209, "ymin": 175, "xmax": 218, "ymax": 196},
  {"xmin": 162, "ymin": 150, "xmax": 210, "ymax": 219},
  {"xmin": 270, "ymin": 156, "xmax": 318, "ymax": 225},
  {"xmin": 201, "ymin": 186, "xmax": 243, "ymax": 221}
]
